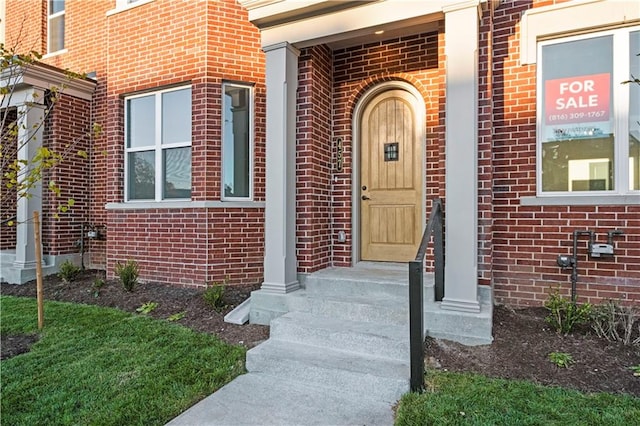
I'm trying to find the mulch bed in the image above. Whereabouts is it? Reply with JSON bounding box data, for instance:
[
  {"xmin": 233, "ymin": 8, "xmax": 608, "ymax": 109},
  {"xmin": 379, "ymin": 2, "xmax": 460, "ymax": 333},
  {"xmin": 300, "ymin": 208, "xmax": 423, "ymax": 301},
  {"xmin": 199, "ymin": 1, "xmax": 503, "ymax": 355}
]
[{"xmin": 2, "ymin": 270, "xmax": 639, "ymax": 397}]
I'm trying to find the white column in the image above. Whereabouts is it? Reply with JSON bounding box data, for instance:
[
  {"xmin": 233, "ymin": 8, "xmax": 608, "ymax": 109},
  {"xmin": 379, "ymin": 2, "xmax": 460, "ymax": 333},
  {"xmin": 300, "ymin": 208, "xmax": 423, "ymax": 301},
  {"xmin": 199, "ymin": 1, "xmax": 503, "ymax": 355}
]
[
  {"xmin": 261, "ymin": 42, "xmax": 300, "ymax": 294},
  {"xmin": 13, "ymin": 101, "xmax": 45, "ymax": 268},
  {"xmin": 441, "ymin": 1, "xmax": 481, "ymax": 313}
]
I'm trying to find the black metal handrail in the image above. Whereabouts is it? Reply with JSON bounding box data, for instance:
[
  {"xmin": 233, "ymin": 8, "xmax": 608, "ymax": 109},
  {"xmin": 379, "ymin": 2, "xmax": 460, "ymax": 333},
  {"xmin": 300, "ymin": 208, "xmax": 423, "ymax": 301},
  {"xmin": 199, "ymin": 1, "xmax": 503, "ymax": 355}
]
[{"xmin": 409, "ymin": 198, "xmax": 444, "ymax": 392}]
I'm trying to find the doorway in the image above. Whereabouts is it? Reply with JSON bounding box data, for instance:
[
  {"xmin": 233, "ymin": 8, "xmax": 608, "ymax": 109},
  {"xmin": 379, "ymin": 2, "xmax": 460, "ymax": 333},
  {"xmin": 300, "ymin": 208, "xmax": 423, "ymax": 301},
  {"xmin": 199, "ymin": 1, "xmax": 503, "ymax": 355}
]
[{"xmin": 357, "ymin": 87, "xmax": 425, "ymax": 262}]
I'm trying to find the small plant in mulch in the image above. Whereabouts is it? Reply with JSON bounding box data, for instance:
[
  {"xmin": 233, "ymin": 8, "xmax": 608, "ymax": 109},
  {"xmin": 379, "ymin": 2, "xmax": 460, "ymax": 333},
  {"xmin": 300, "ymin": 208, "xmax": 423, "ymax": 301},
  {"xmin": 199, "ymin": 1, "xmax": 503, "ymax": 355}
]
[
  {"xmin": 630, "ymin": 365, "xmax": 640, "ymax": 377},
  {"xmin": 590, "ymin": 300, "xmax": 640, "ymax": 347},
  {"xmin": 544, "ymin": 287, "xmax": 592, "ymax": 335},
  {"xmin": 136, "ymin": 302, "xmax": 158, "ymax": 315},
  {"xmin": 548, "ymin": 351, "xmax": 574, "ymax": 368},
  {"xmin": 58, "ymin": 260, "xmax": 81, "ymax": 283},
  {"xmin": 167, "ymin": 311, "xmax": 186, "ymax": 322},
  {"xmin": 90, "ymin": 276, "xmax": 106, "ymax": 298},
  {"xmin": 115, "ymin": 259, "xmax": 138, "ymax": 292},
  {"xmin": 203, "ymin": 282, "xmax": 226, "ymax": 311}
]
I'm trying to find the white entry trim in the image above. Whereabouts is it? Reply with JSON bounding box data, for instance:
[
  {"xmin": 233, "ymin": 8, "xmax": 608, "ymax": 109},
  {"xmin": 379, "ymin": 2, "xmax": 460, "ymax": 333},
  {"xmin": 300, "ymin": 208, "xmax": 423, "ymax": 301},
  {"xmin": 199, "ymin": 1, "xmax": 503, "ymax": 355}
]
[{"xmin": 350, "ymin": 81, "xmax": 427, "ymax": 265}]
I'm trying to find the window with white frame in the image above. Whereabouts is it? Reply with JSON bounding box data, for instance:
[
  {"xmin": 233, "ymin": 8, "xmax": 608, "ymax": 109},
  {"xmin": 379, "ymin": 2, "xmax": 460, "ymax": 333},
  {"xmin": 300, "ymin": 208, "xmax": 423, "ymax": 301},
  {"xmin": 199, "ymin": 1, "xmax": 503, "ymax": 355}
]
[
  {"xmin": 125, "ymin": 86, "xmax": 192, "ymax": 201},
  {"xmin": 48, "ymin": 0, "xmax": 65, "ymax": 53},
  {"xmin": 538, "ymin": 26, "xmax": 640, "ymax": 195},
  {"xmin": 222, "ymin": 83, "xmax": 253, "ymax": 200}
]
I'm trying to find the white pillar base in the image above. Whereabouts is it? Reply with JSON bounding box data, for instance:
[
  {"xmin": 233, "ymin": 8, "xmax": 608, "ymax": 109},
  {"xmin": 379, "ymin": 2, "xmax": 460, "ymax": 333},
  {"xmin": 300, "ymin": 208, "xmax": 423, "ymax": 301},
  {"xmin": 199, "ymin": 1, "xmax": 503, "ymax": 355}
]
[
  {"xmin": 260, "ymin": 280, "xmax": 300, "ymax": 294},
  {"xmin": 441, "ymin": 296, "xmax": 481, "ymax": 313}
]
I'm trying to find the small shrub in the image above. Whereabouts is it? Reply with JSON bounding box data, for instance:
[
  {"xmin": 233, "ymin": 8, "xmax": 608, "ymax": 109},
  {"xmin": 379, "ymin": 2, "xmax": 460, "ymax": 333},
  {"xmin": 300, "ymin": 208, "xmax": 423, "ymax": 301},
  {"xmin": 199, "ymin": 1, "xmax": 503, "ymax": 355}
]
[
  {"xmin": 203, "ymin": 282, "xmax": 226, "ymax": 311},
  {"xmin": 548, "ymin": 351, "xmax": 574, "ymax": 368},
  {"xmin": 115, "ymin": 259, "xmax": 138, "ymax": 292},
  {"xmin": 544, "ymin": 287, "xmax": 592, "ymax": 335},
  {"xmin": 58, "ymin": 260, "xmax": 81, "ymax": 283},
  {"xmin": 136, "ymin": 302, "xmax": 158, "ymax": 315},
  {"xmin": 591, "ymin": 300, "xmax": 640, "ymax": 346},
  {"xmin": 630, "ymin": 365, "xmax": 640, "ymax": 377}
]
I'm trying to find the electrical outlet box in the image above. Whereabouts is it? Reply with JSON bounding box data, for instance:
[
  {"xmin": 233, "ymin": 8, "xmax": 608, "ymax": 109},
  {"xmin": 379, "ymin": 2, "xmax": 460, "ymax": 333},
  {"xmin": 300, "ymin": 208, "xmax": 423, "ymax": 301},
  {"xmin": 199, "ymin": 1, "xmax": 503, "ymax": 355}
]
[{"xmin": 590, "ymin": 243, "xmax": 614, "ymax": 257}]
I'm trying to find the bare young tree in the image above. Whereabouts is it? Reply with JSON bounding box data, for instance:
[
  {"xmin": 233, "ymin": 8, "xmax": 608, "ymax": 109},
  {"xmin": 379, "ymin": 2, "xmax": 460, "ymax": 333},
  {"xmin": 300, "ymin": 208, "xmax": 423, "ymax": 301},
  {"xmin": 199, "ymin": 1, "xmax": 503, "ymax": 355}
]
[{"xmin": 1, "ymin": 41, "xmax": 100, "ymax": 226}]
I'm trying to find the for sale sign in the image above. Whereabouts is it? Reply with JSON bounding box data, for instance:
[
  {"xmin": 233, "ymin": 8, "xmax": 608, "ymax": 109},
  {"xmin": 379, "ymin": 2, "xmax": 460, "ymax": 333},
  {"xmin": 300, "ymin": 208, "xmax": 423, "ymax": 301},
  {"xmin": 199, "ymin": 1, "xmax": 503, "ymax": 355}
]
[
  {"xmin": 543, "ymin": 73, "xmax": 611, "ymax": 140},
  {"xmin": 545, "ymin": 73, "xmax": 610, "ymax": 124}
]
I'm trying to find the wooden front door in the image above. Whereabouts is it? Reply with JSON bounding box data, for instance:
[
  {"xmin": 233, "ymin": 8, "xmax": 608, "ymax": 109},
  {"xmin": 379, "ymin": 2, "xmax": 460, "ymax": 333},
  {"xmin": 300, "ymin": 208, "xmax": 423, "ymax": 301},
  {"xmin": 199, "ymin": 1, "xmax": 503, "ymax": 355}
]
[{"xmin": 360, "ymin": 89, "xmax": 423, "ymax": 261}]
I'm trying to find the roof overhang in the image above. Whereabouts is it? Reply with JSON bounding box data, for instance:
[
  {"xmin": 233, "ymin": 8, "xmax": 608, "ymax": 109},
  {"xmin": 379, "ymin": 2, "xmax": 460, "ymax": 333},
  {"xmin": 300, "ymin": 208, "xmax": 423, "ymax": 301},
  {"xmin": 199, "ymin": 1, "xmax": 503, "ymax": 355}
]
[
  {"xmin": 1, "ymin": 61, "xmax": 96, "ymax": 109},
  {"xmin": 238, "ymin": 0, "xmax": 489, "ymax": 49}
]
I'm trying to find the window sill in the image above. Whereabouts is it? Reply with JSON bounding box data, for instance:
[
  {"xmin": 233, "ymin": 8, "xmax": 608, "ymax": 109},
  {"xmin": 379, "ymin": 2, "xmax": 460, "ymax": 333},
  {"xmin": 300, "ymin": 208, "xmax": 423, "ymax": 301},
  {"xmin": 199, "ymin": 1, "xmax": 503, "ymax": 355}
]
[
  {"xmin": 107, "ymin": 0, "xmax": 154, "ymax": 16},
  {"xmin": 520, "ymin": 194, "xmax": 640, "ymax": 206},
  {"xmin": 42, "ymin": 49, "xmax": 68, "ymax": 59},
  {"xmin": 105, "ymin": 200, "xmax": 265, "ymax": 210}
]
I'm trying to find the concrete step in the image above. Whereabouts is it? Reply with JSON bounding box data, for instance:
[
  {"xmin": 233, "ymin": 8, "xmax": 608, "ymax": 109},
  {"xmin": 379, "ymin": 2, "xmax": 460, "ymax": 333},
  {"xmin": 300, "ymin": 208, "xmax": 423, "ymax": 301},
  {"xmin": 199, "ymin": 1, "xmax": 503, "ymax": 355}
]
[
  {"xmin": 270, "ymin": 311, "xmax": 409, "ymax": 362},
  {"xmin": 166, "ymin": 372, "xmax": 396, "ymax": 426},
  {"xmin": 246, "ymin": 339, "xmax": 409, "ymax": 403},
  {"xmin": 424, "ymin": 299, "xmax": 494, "ymax": 346},
  {"xmin": 304, "ymin": 266, "xmax": 435, "ymax": 300},
  {"xmin": 308, "ymin": 293, "xmax": 408, "ymax": 326}
]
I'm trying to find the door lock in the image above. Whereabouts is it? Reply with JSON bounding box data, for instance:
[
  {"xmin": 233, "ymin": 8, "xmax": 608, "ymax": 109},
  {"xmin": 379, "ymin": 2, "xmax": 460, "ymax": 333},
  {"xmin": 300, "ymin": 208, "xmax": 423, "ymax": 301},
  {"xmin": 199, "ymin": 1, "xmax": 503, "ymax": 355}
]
[{"xmin": 361, "ymin": 195, "xmax": 370, "ymax": 200}]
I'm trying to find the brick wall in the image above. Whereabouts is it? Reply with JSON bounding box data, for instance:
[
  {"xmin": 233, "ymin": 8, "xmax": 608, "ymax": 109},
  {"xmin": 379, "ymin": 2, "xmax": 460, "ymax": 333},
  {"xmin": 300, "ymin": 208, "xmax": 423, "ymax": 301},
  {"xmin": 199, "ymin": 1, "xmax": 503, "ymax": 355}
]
[
  {"xmin": 491, "ymin": 0, "xmax": 640, "ymax": 306},
  {"xmin": 331, "ymin": 30, "xmax": 446, "ymax": 266},
  {"xmin": 4, "ymin": 0, "xmax": 46, "ymax": 54},
  {"xmin": 41, "ymin": 94, "xmax": 92, "ymax": 256},
  {"xmin": 107, "ymin": 208, "xmax": 264, "ymax": 287},
  {"xmin": 296, "ymin": 45, "xmax": 333, "ymax": 273}
]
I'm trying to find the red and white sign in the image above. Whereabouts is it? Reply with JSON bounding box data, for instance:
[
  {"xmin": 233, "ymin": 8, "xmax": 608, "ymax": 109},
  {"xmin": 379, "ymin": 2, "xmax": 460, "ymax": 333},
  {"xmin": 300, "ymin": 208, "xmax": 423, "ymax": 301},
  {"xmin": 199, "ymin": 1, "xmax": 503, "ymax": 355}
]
[{"xmin": 545, "ymin": 73, "xmax": 610, "ymax": 125}]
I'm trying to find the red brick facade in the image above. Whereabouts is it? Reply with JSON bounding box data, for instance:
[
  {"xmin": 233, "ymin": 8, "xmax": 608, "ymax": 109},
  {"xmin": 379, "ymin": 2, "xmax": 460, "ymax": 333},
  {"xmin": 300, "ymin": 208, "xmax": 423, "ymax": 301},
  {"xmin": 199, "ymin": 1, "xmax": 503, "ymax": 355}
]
[
  {"xmin": 4, "ymin": 0, "xmax": 265, "ymax": 287},
  {"xmin": 491, "ymin": 1, "xmax": 640, "ymax": 305},
  {"xmin": 3, "ymin": 0, "xmax": 639, "ymax": 305}
]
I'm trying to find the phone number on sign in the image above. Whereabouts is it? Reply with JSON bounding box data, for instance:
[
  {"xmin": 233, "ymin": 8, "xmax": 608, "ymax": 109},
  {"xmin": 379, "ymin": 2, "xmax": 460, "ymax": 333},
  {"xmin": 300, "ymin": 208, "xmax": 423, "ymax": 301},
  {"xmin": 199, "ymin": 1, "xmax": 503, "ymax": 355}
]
[{"xmin": 547, "ymin": 110, "xmax": 607, "ymax": 122}]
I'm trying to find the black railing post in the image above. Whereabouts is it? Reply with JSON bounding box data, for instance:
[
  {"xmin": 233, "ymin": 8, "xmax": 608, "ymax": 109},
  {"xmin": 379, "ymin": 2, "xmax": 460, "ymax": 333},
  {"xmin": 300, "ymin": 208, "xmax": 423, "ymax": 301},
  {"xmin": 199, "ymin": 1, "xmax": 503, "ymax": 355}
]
[
  {"xmin": 409, "ymin": 198, "xmax": 444, "ymax": 393},
  {"xmin": 409, "ymin": 259, "xmax": 424, "ymax": 392},
  {"xmin": 434, "ymin": 212, "xmax": 444, "ymax": 302}
]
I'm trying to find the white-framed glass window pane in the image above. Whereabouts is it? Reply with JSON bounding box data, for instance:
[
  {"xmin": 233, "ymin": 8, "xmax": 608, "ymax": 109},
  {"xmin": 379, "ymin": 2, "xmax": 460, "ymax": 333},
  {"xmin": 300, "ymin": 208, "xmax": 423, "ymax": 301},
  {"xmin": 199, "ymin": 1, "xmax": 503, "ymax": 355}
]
[
  {"xmin": 540, "ymin": 35, "xmax": 614, "ymax": 192},
  {"xmin": 124, "ymin": 86, "xmax": 192, "ymax": 202},
  {"xmin": 162, "ymin": 88, "xmax": 191, "ymax": 145},
  {"xmin": 48, "ymin": 0, "xmax": 65, "ymax": 53},
  {"xmin": 222, "ymin": 84, "xmax": 252, "ymax": 200},
  {"xmin": 163, "ymin": 147, "xmax": 192, "ymax": 199},
  {"xmin": 127, "ymin": 95, "xmax": 155, "ymax": 148},
  {"xmin": 128, "ymin": 151, "xmax": 155, "ymax": 200},
  {"xmin": 630, "ymin": 31, "xmax": 640, "ymax": 191},
  {"xmin": 50, "ymin": 0, "xmax": 65, "ymax": 14}
]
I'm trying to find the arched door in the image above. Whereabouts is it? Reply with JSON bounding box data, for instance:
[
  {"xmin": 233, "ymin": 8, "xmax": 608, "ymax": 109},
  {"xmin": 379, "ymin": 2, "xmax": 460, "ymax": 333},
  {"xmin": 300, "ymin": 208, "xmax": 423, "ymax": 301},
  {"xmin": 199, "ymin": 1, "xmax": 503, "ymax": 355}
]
[{"xmin": 360, "ymin": 89, "xmax": 423, "ymax": 261}]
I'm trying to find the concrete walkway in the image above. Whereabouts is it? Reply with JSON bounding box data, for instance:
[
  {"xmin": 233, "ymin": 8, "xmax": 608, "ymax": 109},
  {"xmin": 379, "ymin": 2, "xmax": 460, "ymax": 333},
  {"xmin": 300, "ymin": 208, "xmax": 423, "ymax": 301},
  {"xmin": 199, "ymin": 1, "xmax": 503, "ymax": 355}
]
[
  {"xmin": 167, "ymin": 265, "xmax": 412, "ymax": 425},
  {"xmin": 167, "ymin": 264, "xmax": 492, "ymax": 425}
]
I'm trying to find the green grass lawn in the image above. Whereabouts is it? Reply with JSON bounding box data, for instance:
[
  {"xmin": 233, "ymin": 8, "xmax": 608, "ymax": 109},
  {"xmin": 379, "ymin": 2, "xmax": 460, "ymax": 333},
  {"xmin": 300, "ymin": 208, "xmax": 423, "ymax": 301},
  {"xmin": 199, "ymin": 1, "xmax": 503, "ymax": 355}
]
[
  {"xmin": 395, "ymin": 371, "xmax": 640, "ymax": 426},
  {"xmin": 0, "ymin": 295, "xmax": 245, "ymax": 426}
]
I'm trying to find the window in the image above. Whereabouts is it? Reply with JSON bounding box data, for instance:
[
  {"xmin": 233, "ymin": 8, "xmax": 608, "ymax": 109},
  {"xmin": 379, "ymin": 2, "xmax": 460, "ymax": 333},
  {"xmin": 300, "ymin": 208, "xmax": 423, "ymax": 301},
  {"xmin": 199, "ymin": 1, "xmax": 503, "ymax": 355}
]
[
  {"xmin": 125, "ymin": 86, "xmax": 192, "ymax": 201},
  {"xmin": 537, "ymin": 26, "xmax": 640, "ymax": 195},
  {"xmin": 48, "ymin": 0, "xmax": 65, "ymax": 53},
  {"xmin": 222, "ymin": 83, "xmax": 253, "ymax": 200}
]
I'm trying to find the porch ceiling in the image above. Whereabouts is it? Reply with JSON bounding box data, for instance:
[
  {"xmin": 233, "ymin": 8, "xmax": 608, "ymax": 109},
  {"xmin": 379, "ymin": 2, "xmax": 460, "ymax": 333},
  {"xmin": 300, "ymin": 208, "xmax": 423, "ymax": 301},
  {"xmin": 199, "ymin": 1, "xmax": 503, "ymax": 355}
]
[{"xmin": 240, "ymin": 0, "xmax": 464, "ymax": 49}]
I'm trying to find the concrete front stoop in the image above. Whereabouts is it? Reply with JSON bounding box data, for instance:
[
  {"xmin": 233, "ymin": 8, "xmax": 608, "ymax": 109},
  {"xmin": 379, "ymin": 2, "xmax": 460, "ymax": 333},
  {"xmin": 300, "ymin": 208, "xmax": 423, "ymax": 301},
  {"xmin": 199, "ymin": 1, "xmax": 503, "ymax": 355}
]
[
  {"xmin": 167, "ymin": 263, "xmax": 492, "ymax": 425},
  {"xmin": 0, "ymin": 250, "xmax": 84, "ymax": 285}
]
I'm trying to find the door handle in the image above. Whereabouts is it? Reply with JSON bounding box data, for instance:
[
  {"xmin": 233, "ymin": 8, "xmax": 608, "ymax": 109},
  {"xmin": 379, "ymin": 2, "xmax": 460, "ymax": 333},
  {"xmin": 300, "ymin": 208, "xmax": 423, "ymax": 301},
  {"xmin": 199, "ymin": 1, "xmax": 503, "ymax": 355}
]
[{"xmin": 361, "ymin": 195, "xmax": 370, "ymax": 200}]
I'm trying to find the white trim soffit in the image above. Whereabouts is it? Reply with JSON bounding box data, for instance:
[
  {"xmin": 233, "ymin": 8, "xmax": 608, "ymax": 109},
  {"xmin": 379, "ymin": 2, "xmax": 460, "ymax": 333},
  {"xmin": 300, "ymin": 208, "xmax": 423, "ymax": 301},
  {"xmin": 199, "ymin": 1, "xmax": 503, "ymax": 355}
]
[
  {"xmin": 1, "ymin": 63, "xmax": 96, "ymax": 101},
  {"xmin": 520, "ymin": 0, "xmax": 640, "ymax": 65}
]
